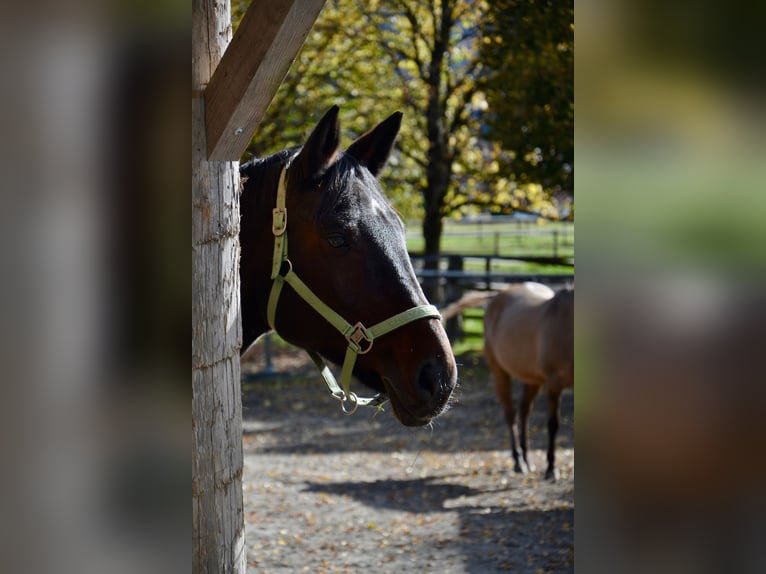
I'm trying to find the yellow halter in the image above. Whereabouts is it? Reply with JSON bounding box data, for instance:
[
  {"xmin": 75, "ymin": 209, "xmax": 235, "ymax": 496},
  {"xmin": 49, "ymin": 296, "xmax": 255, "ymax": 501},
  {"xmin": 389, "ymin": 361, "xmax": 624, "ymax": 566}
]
[{"xmin": 266, "ymin": 166, "xmax": 442, "ymax": 414}]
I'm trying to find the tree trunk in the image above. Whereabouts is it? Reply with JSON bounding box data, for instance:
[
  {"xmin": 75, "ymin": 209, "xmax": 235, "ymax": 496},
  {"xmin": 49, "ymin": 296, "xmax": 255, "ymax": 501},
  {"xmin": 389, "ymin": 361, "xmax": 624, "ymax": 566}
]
[
  {"xmin": 420, "ymin": 0, "xmax": 454, "ymax": 303},
  {"xmin": 420, "ymin": 197, "xmax": 443, "ymax": 302},
  {"xmin": 422, "ymin": 203, "xmax": 444, "ymax": 257},
  {"xmin": 192, "ymin": 1, "xmax": 245, "ymax": 573}
]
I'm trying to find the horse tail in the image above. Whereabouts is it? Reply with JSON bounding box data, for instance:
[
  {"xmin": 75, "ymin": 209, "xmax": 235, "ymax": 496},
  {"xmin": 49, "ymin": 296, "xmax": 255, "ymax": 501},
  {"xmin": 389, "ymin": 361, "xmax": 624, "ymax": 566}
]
[{"xmin": 440, "ymin": 291, "xmax": 495, "ymax": 320}]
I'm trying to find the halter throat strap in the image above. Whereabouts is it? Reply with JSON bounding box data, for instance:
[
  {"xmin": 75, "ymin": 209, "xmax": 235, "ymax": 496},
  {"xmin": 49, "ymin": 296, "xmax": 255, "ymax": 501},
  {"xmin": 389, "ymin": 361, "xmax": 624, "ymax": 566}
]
[{"xmin": 266, "ymin": 166, "xmax": 441, "ymax": 414}]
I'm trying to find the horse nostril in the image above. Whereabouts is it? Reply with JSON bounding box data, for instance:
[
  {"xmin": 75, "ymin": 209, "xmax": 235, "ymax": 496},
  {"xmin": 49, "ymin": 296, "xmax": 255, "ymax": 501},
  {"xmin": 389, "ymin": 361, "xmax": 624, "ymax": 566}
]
[{"xmin": 416, "ymin": 357, "xmax": 452, "ymax": 400}]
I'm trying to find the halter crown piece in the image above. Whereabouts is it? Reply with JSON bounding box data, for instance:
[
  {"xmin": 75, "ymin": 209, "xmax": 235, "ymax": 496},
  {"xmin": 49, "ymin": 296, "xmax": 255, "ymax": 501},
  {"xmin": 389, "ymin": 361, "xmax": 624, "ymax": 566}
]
[{"xmin": 266, "ymin": 166, "xmax": 442, "ymax": 415}]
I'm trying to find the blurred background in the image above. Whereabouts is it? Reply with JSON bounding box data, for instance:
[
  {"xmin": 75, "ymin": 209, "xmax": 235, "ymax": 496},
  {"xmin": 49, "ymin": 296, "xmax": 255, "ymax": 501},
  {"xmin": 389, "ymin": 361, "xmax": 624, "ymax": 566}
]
[
  {"xmin": 0, "ymin": 1, "xmax": 188, "ymax": 573},
  {"xmin": 0, "ymin": 0, "xmax": 764, "ymax": 571},
  {"xmin": 576, "ymin": 0, "xmax": 766, "ymax": 572}
]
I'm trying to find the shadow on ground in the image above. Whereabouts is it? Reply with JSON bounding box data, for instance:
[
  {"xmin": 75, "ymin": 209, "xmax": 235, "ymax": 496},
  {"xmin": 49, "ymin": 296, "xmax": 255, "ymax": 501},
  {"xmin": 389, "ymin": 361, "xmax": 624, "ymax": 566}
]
[
  {"xmin": 242, "ymin": 350, "xmax": 574, "ymax": 573},
  {"xmin": 301, "ymin": 473, "xmax": 573, "ymax": 573},
  {"xmin": 243, "ymin": 352, "xmax": 573, "ymax": 456}
]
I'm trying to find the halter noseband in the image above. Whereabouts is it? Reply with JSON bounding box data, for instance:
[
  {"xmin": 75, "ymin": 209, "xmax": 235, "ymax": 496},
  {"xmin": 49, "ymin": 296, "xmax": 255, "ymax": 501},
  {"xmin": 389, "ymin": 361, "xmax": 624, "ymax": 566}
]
[{"xmin": 266, "ymin": 166, "xmax": 442, "ymax": 415}]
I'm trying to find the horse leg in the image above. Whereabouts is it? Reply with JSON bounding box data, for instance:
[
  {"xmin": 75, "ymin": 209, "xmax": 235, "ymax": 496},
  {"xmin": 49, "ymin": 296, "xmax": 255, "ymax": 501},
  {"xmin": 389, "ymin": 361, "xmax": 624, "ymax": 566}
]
[
  {"xmin": 487, "ymin": 356, "xmax": 524, "ymax": 473},
  {"xmin": 545, "ymin": 387, "xmax": 562, "ymax": 480},
  {"xmin": 519, "ymin": 383, "xmax": 540, "ymax": 473}
]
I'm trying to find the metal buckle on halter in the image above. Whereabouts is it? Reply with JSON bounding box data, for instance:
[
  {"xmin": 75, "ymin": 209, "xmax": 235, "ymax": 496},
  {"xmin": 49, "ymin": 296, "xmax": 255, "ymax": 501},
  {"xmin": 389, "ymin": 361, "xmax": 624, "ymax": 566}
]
[
  {"xmin": 346, "ymin": 322, "xmax": 373, "ymax": 354},
  {"xmin": 272, "ymin": 207, "xmax": 287, "ymax": 236}
]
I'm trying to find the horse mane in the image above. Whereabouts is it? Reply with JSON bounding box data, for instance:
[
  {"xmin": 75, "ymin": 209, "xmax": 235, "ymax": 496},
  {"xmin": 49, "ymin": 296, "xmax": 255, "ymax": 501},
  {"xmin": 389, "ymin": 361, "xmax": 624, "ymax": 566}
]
[
  {"xmin": 240, "ymin": 148, "xmax": 297, "ymax": 178},
  {"xmin": 316, "ymin": 152, "xmax": 394, "ymax": 227}
]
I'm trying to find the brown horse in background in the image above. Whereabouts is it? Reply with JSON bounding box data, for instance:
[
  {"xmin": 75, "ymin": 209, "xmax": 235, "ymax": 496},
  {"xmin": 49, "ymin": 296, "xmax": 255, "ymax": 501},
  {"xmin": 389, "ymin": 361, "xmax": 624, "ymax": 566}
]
[{"xmin": 483, "ymin": 282, "xmax": 574, "ymax": 479}]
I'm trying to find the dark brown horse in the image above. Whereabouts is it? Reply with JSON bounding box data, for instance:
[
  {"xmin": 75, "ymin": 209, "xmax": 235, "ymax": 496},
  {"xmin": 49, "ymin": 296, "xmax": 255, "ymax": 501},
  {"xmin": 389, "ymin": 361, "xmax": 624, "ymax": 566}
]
[
  {"xmin": 484, "ymin": 282, "xmax": 574, "ymax": 479},
  {"xmin": 239, "ymin": 106, "xmax": 456, "ymax": 426}
]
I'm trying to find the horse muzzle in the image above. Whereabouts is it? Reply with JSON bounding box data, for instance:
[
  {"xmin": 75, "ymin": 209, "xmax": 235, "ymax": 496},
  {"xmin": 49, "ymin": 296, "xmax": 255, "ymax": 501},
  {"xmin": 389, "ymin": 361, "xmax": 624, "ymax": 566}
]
[{"xmin": 381, "ymin": 345, "xmax": 458, "ymax": 427}]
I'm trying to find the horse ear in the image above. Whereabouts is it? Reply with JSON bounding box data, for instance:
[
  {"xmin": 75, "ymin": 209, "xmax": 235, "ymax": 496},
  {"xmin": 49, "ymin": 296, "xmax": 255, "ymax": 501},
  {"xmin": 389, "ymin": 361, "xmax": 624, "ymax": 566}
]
[
  {"xmin": 346, "ymin": 111, "xmax": 403, "ymax": 176},
  {"xmin": 291, "ymin": 105, "xmax": 341, "ymax": 182}
]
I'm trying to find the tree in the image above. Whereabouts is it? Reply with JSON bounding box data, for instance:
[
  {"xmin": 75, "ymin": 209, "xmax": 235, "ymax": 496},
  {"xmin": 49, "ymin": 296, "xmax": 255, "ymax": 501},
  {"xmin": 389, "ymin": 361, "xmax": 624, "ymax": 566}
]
[
  {"xmin": 245, "ymin": 1, "xmax": 493, "ymax": 252},
  {"xmin": 480, "ymin": 0, "xmax": 574, "ymax": 205},
  {"xmin": 368, "ymin": 0, "xmax": 495, "ymax": 260},
  {"xmin": 241, "ymin": 0, "xmax": 570, "ymax": 270}
]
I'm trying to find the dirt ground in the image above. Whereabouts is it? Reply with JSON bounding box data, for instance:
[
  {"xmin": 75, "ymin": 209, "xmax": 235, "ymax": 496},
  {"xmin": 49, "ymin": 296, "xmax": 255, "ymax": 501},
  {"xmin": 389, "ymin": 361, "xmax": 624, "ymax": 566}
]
[{"xmin": 241, "ymin": 346, "xmax": 574, "ymax": 573}]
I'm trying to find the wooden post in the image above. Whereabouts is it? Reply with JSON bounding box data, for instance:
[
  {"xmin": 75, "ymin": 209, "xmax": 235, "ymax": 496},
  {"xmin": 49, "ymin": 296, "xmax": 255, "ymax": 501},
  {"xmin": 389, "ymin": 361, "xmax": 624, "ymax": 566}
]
[
  {"xmin": 193, "ymin": 0, "xmax": 325, "ymax": 570},
  {"xmin": 192, "ymin": 0, "xmax": 245, "ymax": 572}
]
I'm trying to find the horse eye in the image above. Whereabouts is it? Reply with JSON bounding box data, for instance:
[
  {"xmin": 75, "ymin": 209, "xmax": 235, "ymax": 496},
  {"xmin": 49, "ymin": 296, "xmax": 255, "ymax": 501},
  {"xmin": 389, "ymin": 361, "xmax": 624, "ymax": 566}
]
[{"xmin": 327, "ymin": 234, "xmax": 346, "ymax": 249}]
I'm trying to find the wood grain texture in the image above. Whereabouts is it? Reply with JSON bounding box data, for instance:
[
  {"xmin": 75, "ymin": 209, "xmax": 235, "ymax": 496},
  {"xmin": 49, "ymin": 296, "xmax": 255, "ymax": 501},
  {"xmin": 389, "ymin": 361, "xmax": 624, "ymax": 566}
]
[
  {"xmin": 192, "ymin": 0, "xmax": 245, "ymax": 572},
  {"xmin": 204, "ymin": 0, "xmax": 326, "ymax": 160}
]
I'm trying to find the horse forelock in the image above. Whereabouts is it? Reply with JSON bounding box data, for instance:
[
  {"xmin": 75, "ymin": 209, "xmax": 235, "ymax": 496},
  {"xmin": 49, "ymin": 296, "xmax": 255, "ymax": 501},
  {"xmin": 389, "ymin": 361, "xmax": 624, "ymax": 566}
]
[{"xmin": 316, "ymin": 152, "xmax": 399, "ymax": 229}]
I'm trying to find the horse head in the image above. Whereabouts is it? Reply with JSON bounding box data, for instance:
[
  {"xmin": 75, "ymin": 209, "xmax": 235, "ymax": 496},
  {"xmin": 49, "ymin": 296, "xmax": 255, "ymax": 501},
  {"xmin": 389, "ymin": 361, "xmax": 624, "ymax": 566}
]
[{"xmin": 240, "ymin": 106, "xmax": 457, "ymax": 426}]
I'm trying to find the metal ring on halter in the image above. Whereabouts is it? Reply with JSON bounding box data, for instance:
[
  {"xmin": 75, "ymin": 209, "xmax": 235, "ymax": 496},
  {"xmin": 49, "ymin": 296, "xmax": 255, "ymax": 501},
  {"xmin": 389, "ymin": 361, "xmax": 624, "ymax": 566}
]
[
  {"xmin": 336, "ymin": 391, "xmax": 359, "ymax": 415},
  {"xmin": 278, "ymin": 258, "xmax": 293, "ymax": 277}
]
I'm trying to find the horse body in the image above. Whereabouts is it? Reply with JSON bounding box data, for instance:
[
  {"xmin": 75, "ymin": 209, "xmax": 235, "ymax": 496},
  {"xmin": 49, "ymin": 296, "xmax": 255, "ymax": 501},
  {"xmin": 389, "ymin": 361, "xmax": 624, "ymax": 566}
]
[
  {"xmin": 484, "ymin": 282, "xmax": 573, "ymax": 479},
  {"xmin": 239, "ymin": 106, "xmax": 456, "ymax": 426}
]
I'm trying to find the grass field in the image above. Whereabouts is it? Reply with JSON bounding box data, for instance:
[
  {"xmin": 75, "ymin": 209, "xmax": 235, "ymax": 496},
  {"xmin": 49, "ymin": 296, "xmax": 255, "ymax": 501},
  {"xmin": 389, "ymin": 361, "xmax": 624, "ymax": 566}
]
[
  {"xmin": 451, "ymin": 256, "xmax": 573, "ymax": 276},
  {"xmin": 406, "ymin": 221, "xmax": 574, "ymax": 259},
  {"xmin": 452, "ymin": 308, "xmax": 487, "ymax": 356}
]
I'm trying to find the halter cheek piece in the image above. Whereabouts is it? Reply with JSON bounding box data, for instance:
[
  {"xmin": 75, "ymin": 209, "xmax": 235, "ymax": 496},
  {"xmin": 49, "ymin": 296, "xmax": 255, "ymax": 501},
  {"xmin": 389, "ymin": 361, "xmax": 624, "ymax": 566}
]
[{"xmin": 266, "ymin": 166, "xmax": 442, "ymax": 415}]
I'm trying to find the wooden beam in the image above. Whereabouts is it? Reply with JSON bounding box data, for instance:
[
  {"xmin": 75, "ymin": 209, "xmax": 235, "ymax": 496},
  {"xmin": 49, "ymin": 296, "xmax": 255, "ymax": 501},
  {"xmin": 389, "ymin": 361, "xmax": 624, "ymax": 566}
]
[{"xmin": 205, "ymin": 0, "xmax": 326, "ymax": 161}]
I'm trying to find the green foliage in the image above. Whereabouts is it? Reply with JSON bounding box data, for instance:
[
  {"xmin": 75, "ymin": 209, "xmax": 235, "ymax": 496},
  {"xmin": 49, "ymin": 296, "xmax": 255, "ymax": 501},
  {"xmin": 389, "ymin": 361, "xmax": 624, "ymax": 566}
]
[
  {"xmin": 235, "ymin": 0, "xmax": 573, "ymax": 239},
  {"xmin": 479, "ymin": 0, "xmax": 574, "ymax": 200},
  {"xmin": 237, "ymin": 0, "xmax": 423, "ymax": 217}
]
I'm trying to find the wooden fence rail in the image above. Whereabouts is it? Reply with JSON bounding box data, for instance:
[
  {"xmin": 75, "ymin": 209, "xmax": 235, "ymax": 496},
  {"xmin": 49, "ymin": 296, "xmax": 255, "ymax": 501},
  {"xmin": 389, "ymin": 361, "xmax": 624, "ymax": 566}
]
[
  {"xmin": 406, "ymin": 222, "xmax": 574, "ymax": 258},
  {"xmin": 410, "ymin": 253, "xmax": 573, "ymax": 293}
]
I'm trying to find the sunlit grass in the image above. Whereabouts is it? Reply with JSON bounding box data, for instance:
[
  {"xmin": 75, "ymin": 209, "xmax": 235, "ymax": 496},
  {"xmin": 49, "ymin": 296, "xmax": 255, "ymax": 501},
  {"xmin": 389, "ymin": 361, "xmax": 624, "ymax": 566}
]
[
  {"xmin": 406, "ymin": 221, "xmax": 574, "ymax": 259},
  {"xmin": 449, "ymin": 309, "xmax": 486, "ymax": 356}
]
